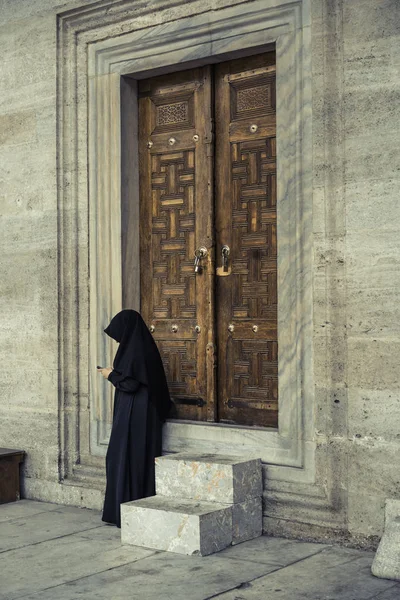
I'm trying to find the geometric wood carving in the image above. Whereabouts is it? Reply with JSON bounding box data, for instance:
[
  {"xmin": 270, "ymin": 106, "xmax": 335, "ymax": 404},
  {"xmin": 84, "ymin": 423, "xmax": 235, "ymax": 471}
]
[{"xmin": 216, "ymin": 55, "xmax": 278, "ymax": 427}]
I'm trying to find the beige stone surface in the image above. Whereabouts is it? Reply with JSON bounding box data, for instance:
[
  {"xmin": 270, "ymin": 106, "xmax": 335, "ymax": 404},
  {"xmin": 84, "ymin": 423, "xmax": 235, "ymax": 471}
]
[
  {"xmin": 348, "ymin": 441, "xmax": 400, "ymax": 502},
  {"xmin": 0, "ymin": 0, "xmax": 400, "ymax": 546},
  {"xmin": 347, "ymin": 288, "xmax": 400, "ymax": 339},
  {"xmin": 0, "ymin": 110, "xmax": 37, "ymax": 145},
  {"xmin": 0, "ymin": 5, "xmax": 60, "ymax": 502},
  {"xmin": 348, "ymin": 492, "xmax": 386, "ymax": 540},
  {"xmin": 347, "ymin": 339, "xmax": 400, "ymax": 390},
  {"xmin": 346, "ymin": 231, "xmax": 400, "ymax": 291},
  {"xmin": 347, "ymin": 389, "xmax": 400, "ymax": 441}
]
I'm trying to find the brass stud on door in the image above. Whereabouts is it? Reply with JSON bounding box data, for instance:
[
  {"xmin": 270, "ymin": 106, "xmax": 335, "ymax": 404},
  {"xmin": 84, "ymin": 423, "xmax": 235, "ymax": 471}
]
[
  {"xmin": 147, "ymin": 141, "xmax": 153, "ymax": 149},
  {"xmin": 168, "ymin": 137, "xmax": 176, "ymax": 146},
  {"xmin": 252, "ymin": 325, "xmax": 259, "ymax": 333},
  {"xmin": 195, "ymin": 325, "xmax": 201, "ymax": 333},
  {"xmin": 193, "ymin": 134, "xmax": 199, "ymax": 142},
  {"xmin": 228, "ymin": 324, "xmax": 234, "ymax": 332},
  {"xmin": 171, "ymin": 324, "xmax": 178, "ymax": 333},
  {"xmin": 149, "ymin": 325, "xmax": 155, "ymax": 333},
  {"xmin": 250, "ymin": 124, "xmax": 258, "ymax": 133}
]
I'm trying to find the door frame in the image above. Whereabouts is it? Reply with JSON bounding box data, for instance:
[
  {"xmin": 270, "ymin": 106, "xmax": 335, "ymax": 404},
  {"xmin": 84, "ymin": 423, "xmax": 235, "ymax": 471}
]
[{"xmin": 59, "ymin": 0, "xmax": 314, "ymax": 485}]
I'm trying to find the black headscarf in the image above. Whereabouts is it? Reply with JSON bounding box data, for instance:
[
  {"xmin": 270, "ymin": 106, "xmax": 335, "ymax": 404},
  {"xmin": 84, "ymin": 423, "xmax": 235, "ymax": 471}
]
[{"xmin": 104, "ymin": 310, "xmax": 172, "ymax": 422}]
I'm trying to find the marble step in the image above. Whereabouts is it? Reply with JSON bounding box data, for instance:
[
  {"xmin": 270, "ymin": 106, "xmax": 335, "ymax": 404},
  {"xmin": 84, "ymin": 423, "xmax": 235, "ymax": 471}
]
[
  {"xmin": 121, "ymin": 494, "xmax": 262, "ymax": 555},
  {"xmin": 155, "ymin": 453, "xmax": 262, "ymax": 504},
  {"xmin": 121, "ymin": 496, "xmax": 232, "ymax": 556}
]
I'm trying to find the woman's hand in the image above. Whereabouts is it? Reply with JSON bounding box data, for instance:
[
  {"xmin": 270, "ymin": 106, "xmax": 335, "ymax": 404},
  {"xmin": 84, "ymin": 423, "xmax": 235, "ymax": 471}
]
[{"xmin": 97, "ymin": 367, "xmax": 113, "ymax": 380}]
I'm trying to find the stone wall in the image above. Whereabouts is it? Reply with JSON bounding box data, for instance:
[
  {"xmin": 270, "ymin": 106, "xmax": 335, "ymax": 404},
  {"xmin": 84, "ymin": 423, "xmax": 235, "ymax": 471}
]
[
  {"xmin": 0, "ymin": 2, "xmax": 60, "ymax": 492},
  {"xmin": 0, "ymin": 0, "xmax": 399, "ymax": 544},
  {"xmin": 311, "ymin": 0, "xmax": 400, "ymax": 544},
  {"xmin": 0, "ymin": 0, "xmax": 104, "ymax": 509}
]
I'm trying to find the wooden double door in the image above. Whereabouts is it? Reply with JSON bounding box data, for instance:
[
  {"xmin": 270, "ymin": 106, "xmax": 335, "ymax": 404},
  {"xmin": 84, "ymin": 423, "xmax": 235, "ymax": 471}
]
[{"xmin": 138, "ymin": 53, "xmax": 278, "ymax": 427}]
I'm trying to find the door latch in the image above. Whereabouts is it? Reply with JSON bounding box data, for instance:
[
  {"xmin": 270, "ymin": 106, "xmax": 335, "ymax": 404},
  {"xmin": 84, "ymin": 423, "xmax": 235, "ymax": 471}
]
[
  {"xmin": 216, "ymin": 245, "xmax": 231, "ymax": 277},
  {"xmin": 221, "ymin": 245, "xmax": 230, "ymax": 272},
  {"xmin": 194, "ymin": 247, "xmax": 208, "ymax": 273}
]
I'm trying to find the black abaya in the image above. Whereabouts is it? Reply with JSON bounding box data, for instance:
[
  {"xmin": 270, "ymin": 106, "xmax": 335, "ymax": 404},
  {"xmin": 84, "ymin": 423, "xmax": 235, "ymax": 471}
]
[
  {"xmin": 102, "ymin": 383, "xmax": 162, "ymax": 527},
  {"xmin": 101, "ymin": 310, "xmax": 172, "ymax": 528}
]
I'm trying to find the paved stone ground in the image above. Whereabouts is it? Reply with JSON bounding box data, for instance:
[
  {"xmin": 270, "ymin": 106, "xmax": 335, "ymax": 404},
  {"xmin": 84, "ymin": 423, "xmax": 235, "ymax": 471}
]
[{"xmin": 1, "ymin": 500, "xmax": 399, "ymax": 600}]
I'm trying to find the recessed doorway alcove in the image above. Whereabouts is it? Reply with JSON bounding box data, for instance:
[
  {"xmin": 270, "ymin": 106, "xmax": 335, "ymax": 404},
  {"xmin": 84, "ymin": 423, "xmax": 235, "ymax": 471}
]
[{"xmin": 57, "ymin": 0, "xmax": 315, "ymax": 498}]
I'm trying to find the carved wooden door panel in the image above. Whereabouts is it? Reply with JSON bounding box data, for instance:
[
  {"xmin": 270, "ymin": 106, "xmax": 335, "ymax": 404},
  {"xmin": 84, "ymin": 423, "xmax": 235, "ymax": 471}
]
[
  {"xmin": 214, "ymin": 55, "xmax": 278, "ymax": 427},
  {"xmin": 139, "ymin": 68, "xmax": 216, "ymax": 422},
  {"xmin": 137, "ymin": 54, "xmax": 278, "ymax": 427}
]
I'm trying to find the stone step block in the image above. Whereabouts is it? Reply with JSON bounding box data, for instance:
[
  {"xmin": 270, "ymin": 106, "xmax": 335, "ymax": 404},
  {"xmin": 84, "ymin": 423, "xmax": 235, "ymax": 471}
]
[
  {"xmin": 121, "ymin": 495, "xmax": 233, "ymax": 556},
  {"xmin": 121, "ymin": 494, "xmax": 263, "ymax": 555},
  {"xmin": 155, "ymin": 453, "xmax": 262, "ymax": 504},
  {"xmin": 232, "ymin": 496, "xmax": 262, "ymax": 545}
]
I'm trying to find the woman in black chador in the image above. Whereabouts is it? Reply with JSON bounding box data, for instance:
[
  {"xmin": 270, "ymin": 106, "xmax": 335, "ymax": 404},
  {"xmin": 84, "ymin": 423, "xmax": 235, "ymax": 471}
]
[{"xmin": 98, "ymin": 309, "xmax": 172, "ymax": 528}]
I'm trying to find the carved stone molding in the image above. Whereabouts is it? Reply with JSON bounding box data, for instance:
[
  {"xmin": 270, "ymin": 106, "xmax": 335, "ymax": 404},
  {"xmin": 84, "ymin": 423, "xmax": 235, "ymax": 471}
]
[{"xmin": 57, "ymin": 0, "xmax": 317, "ymax": 500}]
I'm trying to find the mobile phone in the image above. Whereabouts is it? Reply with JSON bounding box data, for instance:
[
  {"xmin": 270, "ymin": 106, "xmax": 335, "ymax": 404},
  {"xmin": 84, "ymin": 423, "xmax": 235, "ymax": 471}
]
[{"xmin": 97, "ymin": 365, "xmax": 104, "ymax": 369}]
